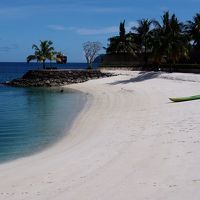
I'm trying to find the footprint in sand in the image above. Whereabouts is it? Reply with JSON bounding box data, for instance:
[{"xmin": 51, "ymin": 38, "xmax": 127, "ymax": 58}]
[
  {"xmin": 192, "ymin": 179, "xmax": 200, "ymax": 183},
  {"xmin": 169, "ymin": 185, "xmax": 177, "ymax": 188},
  {"xmin": 163, "ymin": 157, "xmax": 169, "ymax": 160}
]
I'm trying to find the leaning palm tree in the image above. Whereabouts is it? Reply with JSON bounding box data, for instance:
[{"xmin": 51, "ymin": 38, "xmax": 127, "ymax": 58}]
[
  {"xmin": 27, "ymin": 40, "xmax": 55, "ymax": 69},
  {"xmin": 132, "ymin": 19, "xmax": 153, "ymax": 64}
]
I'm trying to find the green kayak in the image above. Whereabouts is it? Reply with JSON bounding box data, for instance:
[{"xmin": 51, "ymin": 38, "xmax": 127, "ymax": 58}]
[{"xmin": 169, "ymin": 95, "xmax": 200, "ymax": 102}]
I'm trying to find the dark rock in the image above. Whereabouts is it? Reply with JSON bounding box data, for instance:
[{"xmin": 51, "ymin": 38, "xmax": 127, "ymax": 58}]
[{"xmin": 5, "ymin": 69, "xmax": 114, "ymax": 87}]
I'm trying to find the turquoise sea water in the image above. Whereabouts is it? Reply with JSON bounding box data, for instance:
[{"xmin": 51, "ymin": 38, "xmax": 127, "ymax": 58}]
[{"xmin": 0, "ymin": 63, "xmax": 87, "ymax": 163}]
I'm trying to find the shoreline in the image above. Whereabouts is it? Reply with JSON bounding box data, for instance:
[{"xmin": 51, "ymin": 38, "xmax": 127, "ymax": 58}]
[{"xmin": 1, "ymin": 71, "xmax": 200, "ymax": 199}]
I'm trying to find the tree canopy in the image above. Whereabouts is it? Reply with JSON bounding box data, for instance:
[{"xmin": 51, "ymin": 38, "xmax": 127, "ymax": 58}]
[
  {"xmin": 27, "ymin": 40, "xmax": 60, "ymax": 69},
  {"xmin": 106, "ymin": 11, "xmax": 200, "ymax": 65},
  {"xmin": 83, "ymin": 41, "xmax": 102, "ymax": 69}
]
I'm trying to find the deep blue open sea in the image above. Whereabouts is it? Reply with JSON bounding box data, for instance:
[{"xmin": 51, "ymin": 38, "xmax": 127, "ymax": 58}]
[{"xmin": 0, "ymin": 62, "xmax": 88, "ymax": 163}]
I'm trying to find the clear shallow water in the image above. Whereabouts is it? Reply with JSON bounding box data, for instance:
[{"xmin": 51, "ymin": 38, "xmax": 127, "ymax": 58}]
[{"xmin": 0, "ymin": 63, "xmax": 87, "ymax": 163}]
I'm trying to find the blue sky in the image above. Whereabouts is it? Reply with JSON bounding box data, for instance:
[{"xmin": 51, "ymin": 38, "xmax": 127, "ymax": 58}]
[{"xmin": 0, "ymin": 0, "xmax": 199, "ymax": 62}]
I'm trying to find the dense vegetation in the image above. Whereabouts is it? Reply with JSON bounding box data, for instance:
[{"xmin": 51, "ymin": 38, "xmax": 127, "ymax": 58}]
[{"xmin": 106, "ymin": 11, "xmax": 200, "ymax": 66}]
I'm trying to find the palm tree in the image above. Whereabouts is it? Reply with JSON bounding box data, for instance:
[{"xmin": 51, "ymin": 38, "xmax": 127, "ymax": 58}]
[
  {"xmin": 107, "ymin": 21, "xmax": 137, "ymax": 55},
  {"xmin": 186, "ymin": 13, "xmax": 200, "ymax": 63},
  {"xmin": 186, "ymin": 13, "xmax": 200, "ymax": 48},
  {"xmin": 151, "ymin": 12, "xmax": 188, "ymax": 69},
  {"xmin": 27, "ymin": 40, "xmax": 55, "ymax": 69},
  {"xmin": 132, "ymin": 19, "xmax": 153, "ymax": 64},
  {"xmin": 167, "ymin": 14, "xmax": 189, "ymax": 64}
]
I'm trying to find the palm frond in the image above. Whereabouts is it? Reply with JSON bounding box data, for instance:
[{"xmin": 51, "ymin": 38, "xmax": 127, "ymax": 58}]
[
  {"xmin": 27, "ymin": 55, "xmax": 37, "ymax": 63},
  {"xmin": 32, "ymin": 44, "xmax": 40, "ymax": 51}
]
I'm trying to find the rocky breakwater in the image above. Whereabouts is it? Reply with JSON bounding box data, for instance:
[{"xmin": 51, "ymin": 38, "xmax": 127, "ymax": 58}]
[{"xmin": 6, "ymin": 69, "xmax": 113, "ymax": 87}]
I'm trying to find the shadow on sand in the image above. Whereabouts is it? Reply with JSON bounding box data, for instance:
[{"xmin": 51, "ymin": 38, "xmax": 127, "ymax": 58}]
[{"xmin": 109, "ymin": 71, "xmax": 161, "ymax": 85}]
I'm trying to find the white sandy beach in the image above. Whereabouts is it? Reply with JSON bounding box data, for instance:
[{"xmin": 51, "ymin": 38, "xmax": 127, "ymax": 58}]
[{"xmin": 1, "ymin": 70, "xmax": 200, "ymax": 200}]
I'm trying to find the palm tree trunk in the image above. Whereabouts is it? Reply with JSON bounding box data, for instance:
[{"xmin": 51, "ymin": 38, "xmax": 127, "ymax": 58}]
[
  {"xmin": 144, "ymin": 38, "xmax": 148, "ymax": 67},
  {"xmin": 43, "ymin": 60, "xmax": 45, "ymax": 69},
  {"xmin": 169, "ymin": 61, "xmax": 173, "ymax": 73},
  {"xmin": 144, "ymin": 46, "xmax": 147, "ymax": 66}
]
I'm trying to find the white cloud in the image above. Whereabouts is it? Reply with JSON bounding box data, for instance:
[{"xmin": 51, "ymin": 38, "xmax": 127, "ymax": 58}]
[
  {"xmin": 47, "ymin": 21, "xmax": 137, "ymax": 35},
  {"xmin": 75, "ymin": 26, "xmax": 118, "ymax": 35},
  {"xmin": 47, "ymin": 24, "xmax": 118, "ymax": 35},
  {"xmin": 47, "ymin": 25, "xmax": 67, "ymax": 31},
  {"xmin": 76, "ymin": 21, "xmax": 137, "ymax": 35}
]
